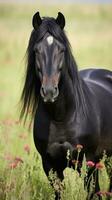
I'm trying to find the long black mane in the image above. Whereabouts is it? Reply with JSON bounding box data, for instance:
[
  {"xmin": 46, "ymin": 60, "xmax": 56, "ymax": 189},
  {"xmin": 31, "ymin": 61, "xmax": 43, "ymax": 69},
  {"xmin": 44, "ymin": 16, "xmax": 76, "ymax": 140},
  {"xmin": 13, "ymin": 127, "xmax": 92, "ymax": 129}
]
[{"xmin": 20, "ymin": 17, "xmax": 87, "ymax": 121}]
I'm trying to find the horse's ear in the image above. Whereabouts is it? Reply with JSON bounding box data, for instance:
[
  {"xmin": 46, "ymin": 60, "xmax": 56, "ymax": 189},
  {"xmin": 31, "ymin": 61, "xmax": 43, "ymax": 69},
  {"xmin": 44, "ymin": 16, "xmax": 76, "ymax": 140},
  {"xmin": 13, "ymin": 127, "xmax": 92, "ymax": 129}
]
[
  {"xmin": 56, "ymin": 12, "xmax": 65, "ymax": 29},
  {"xmin": 32, "ymin": 12, "xmax": 42, "ymax": 30}
]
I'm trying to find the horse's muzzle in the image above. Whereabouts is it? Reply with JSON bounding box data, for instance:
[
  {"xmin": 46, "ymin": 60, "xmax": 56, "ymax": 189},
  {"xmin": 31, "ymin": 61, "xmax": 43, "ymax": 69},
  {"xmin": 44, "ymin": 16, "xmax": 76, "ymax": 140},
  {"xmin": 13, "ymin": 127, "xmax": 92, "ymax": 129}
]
[{"xmin": 40, "ymin": 85, "xmax": 59, "ymax": 103}]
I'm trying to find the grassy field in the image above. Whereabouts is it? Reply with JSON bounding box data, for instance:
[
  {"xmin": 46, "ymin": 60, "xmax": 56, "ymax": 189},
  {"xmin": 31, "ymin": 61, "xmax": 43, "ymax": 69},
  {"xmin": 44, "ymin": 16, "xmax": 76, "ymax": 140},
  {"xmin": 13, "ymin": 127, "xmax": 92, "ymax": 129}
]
[{"xmin": 0, "ymin": 3, "xmax": 112, "ymax": 200}]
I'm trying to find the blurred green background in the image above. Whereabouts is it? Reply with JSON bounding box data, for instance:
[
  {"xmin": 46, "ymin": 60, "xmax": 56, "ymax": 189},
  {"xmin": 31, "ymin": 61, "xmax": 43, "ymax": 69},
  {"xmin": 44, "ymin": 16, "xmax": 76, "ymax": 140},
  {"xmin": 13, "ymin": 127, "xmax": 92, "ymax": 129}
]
[{"xmin": 0, "ymin": 2, "xmax": 112, "ymax": 120}]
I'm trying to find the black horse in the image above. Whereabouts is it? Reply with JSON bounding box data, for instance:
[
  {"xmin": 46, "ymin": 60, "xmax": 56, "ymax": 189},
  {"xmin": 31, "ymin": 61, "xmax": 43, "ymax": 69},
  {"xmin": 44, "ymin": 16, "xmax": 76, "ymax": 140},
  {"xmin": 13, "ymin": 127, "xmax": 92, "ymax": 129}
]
[{"xmin": 20, "ymin": 12, "xmax": 112, "ymax": 199}]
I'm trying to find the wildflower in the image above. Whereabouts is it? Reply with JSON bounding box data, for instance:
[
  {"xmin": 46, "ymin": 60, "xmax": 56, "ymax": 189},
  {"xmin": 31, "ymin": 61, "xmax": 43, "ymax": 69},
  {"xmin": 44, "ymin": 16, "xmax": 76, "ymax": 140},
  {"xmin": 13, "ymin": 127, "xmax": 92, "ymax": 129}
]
[
  {"xmin": 72, "ymin": 160, "xmax": 79, "ymax": 164},
  {"xmin": 4, "ymin": 153, "xmax": 13, "ymax": 161},
  {"xmin": 87, "ymin": 161, "xmax": 95, "ymax": 167},
  {"xmin": 9, "ymin": 156, "xmax": 23, "ymax": 169},
  {"xmin": 96, "ymin": 191, "xmax": 106, "ymax": 196},
  {"xmin": 76, "ymin": 144, "xmax": 83, "ymax": 152},
  {"xmin": 24, "ymin": 144, "xmax": 30, "ymax": 154},
  {"xmin": 3, "ymin": 118, "xmax": 14, "ymax": 126},
  {"xmin": 105, "ymin": 192, "xmax": 112, "ymax": 196},
  {"xmin": 96, "ymin": 191, "xmax": 112, "ymax": 197},
  {"xmin": 9, "ymin": 162, "xmax": 18, "ymax": 169},
  {"xmin": 96, "ymin": 162, "xmax": 104, "ymax": 169},
  {"xmin": 0, "ymin": 91, "xmax": 5, "ymax": 97}
]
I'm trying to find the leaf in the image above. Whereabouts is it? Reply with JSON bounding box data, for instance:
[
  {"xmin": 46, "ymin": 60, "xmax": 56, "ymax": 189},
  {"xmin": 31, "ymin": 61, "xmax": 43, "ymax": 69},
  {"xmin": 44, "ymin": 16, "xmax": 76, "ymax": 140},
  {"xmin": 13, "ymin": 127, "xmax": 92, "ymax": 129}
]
[{"xmin": 98, "ymin": 161, "xmax": 110, "ymax": 192}]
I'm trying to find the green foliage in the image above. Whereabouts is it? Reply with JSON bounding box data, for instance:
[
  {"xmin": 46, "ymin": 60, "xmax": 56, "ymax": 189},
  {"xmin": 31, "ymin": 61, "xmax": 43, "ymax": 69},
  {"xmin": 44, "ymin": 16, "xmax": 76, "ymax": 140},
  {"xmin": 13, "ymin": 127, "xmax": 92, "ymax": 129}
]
[
  {"xmin": 98, "ymin": 163, "xmax": 110, "ymax": 192},
  {"xmin": 61, "ymin": 168, "xmax": 87, "ymax": 200},
  {"xmin": 48, "ymin": 153, "xmax": 112, "ymax": 200}
]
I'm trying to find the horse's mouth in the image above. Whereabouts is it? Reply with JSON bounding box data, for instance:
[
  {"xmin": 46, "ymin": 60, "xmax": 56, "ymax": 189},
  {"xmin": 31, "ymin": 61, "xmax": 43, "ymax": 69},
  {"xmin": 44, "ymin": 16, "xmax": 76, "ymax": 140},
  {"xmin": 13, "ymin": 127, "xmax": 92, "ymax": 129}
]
[
  {"xmin": 43, "ymin": 96, "xmax": 57, "ymax": 103},
  {"xmin": 41, "ymin": 92, "xmax": 59, "ymax": 103}
]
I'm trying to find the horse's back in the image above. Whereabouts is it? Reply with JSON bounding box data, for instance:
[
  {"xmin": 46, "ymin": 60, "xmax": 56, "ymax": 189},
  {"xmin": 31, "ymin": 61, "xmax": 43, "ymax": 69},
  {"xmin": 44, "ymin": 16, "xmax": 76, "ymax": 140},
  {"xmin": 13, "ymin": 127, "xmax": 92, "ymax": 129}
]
[
  {"xmin": 80, "ymin": 68, "xmax": 112, "ymax": 93},
  {"xmin": 79, "ymin": 68, "xmax": 112, "ymax": 113},
  {"xmin": 80, "ymin": 68, "xmax": 112, "ymax": 81}
]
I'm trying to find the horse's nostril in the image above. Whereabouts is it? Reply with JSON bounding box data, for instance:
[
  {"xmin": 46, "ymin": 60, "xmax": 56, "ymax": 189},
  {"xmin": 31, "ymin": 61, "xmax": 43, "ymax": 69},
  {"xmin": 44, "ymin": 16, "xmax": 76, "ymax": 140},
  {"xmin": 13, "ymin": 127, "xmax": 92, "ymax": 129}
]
[
  {"xmin": 41, "ymin": 86, "xmax": 46, "ymax": 97},
  {"xmin": 53, "ymin": 86, "xmax": 57, "ymax": 94},
  {"xmin": 54, "ymin": 86, "xmax": 59, "ymax": 97},
  {"xmin": 54, "ymin": 87, "xmax": 58, "ymax": 92},
  {"xmin": 59, "ymin": 141, "xmax": 63, "ymax": 144}
]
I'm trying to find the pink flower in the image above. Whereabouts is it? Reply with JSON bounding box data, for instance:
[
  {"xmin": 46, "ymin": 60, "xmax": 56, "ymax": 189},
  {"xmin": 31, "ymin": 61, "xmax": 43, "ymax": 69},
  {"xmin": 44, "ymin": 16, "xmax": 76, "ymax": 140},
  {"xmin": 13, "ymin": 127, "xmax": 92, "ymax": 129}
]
[
  {"xmin": 96, "ymin": 162, "xmax": 104, "ymax": 169},
  {"xmin": 3, "ymin": 118, "xmax": 14, "ymax": 126},
  {"xmin": 105, "ymin": 192, "xmax": 112, "ymax": 196},
  {"xmin": 76, "ymin": 144, "xmax": 83, "ymax": 152},
  {"xmin": 9, "ymin": 162, "xmax": 18, "ymax": 169},
  {"xmin": 96, "ymin": 191, "xmax": 112, "ymax": 197},
  {"xmin": 96, "ymin": 191, "xmax": 106, "ymax": 196},
  {"xmin": 87, "ymin": 161, "xmax": 95, "ymax": 167},
  {"xmin": 24, "ymin": 144, "xmax": 30, "ymax": 154},
  {"xmin": 9, "ymin": 156, "xmax": 23, "ymax": 169},
  {"xmin": 4, "ymin": 153, "xmax": 13, "ymax": 161}
]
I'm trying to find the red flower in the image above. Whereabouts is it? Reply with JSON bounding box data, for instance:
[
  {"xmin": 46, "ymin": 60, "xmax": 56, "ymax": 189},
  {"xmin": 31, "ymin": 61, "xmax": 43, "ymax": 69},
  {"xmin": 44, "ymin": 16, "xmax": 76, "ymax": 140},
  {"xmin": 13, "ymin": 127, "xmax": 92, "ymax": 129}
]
[
  {"xmin": 87, "ymin": 161, "xmax": 95, "ymax": 167},
  {"xmin": 96, "ymin": 162, "xmax": 104, "ymax": 169},
  {"xmin": 9, "ymin": 156, "xmax": 23, "ymax": 169},
  {"xmin": 9, "ymin": 162, "xmax": 18, "ymax": 169},
  {"xmin": 24, "ymin": 144, "xmax": 30, "ymax": 154}
]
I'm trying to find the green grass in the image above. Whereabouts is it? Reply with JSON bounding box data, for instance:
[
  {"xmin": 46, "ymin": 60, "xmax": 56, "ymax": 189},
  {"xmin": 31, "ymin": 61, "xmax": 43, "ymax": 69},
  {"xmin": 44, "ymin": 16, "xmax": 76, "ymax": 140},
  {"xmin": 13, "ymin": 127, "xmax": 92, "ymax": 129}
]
[{"xmin": 0, "ymin": 3, "xmax": 112, "ymax": 200}]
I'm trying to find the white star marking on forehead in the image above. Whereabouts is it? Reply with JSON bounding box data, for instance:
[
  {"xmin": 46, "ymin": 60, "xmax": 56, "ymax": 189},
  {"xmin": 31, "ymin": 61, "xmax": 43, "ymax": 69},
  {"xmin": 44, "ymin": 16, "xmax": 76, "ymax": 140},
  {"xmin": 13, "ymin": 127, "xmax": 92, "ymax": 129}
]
[{"xmin": 47, "ymin": 36, "xmax": 54, "ymax": 45}]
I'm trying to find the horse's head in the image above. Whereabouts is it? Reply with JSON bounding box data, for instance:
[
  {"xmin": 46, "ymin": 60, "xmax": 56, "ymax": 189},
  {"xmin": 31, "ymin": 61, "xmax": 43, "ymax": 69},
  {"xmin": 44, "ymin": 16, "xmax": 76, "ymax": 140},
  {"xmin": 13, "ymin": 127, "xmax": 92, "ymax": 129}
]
[
  {"xmin": 33, "ymin": 12, "xmax": 66, "ymax": 103},
  {"xmin": 20, "ymin": 12, "xmax": 85, "ymax": 120}
]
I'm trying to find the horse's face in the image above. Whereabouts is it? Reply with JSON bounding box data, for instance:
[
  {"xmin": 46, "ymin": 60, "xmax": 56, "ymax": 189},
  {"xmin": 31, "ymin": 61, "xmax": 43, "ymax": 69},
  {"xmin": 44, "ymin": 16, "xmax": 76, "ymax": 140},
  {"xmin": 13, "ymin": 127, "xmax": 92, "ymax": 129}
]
[{"xmin": 34, "ymin": 33, "xmax": 65, "ymax": 102}]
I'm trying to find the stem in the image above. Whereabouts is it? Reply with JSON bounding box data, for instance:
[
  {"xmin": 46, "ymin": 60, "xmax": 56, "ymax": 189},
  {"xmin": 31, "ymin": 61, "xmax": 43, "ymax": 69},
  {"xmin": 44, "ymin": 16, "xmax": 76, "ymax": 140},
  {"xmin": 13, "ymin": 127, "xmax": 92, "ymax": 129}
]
[
  {"xmin": 6, "ymin": 168, "xmax": 13, "ymax": 200},
  {"xmin": 75, "ymin": 150, "xmax": 80, "ymax": 171}
]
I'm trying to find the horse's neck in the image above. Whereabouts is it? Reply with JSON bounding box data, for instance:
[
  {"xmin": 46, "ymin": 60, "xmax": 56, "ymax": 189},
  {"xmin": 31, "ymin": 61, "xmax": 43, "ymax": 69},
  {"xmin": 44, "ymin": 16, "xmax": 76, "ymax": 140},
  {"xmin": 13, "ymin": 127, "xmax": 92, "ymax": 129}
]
[{"xmin": 44, "ymin": 75, "xmax": 76, "ymax": 122}]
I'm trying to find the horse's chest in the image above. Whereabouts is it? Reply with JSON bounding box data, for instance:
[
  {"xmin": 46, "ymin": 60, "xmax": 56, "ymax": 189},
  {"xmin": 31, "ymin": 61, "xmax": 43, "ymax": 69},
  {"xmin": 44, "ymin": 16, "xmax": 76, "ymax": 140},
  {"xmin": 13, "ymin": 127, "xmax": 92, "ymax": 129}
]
[
  {"xmin": 48, "ymin": 122, "xmax": 80, "ymax": 146},
  {"xmin": 48, "ymin": 121, "xmax": 98, "ymax": 150}
]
